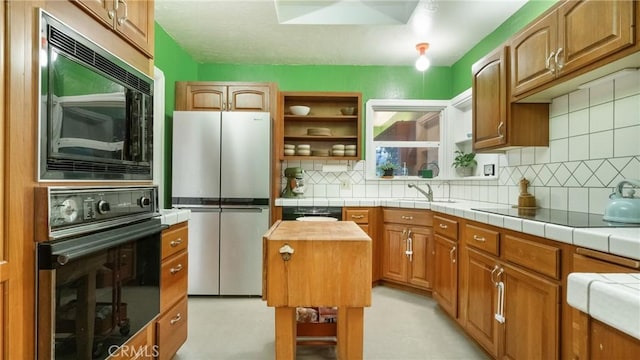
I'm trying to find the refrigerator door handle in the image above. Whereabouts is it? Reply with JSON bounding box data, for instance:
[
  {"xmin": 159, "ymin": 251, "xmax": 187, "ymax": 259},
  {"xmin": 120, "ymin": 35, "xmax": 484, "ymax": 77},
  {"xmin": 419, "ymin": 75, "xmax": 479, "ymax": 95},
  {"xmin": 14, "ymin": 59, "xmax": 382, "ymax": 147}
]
[
  {"xmin": 174, "ymin": 206, "xmax": 221, "ymax": 212},
  {"xmin": 221, "ymin": 207, "xmax": 266, "ymax": 213}
]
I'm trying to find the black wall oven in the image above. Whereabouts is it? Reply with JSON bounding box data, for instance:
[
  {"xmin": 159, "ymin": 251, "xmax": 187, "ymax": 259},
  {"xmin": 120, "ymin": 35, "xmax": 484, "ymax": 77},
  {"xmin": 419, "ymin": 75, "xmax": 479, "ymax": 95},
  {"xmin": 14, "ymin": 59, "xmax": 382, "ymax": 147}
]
[
  {"xmin": 36, "ymin": 186, "xmax": 161, "ymax": 360},
  {"xmin": 38, "ymin": 10, "xmax": 153, "ymax": 180}
]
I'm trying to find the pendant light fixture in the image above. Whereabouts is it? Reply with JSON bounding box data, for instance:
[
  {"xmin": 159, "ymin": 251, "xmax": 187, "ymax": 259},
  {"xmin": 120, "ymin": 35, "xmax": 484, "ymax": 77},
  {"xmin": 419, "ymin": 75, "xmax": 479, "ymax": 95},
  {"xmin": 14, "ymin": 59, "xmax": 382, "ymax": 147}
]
[{"xmin": 415, "ymin": 42, "xmax": 431, "ymax": 72}]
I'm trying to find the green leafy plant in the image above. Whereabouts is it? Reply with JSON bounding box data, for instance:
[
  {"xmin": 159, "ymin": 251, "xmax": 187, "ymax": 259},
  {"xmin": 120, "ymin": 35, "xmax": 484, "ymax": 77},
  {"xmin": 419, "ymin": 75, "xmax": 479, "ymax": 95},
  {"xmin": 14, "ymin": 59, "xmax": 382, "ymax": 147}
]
[
  {"xmin": 452, "ymin": 150, "xmax": 477, "ymax": 168},
  {"xmin": 378, "ymin": 161, "xmax": 398, "ymax": 171}
]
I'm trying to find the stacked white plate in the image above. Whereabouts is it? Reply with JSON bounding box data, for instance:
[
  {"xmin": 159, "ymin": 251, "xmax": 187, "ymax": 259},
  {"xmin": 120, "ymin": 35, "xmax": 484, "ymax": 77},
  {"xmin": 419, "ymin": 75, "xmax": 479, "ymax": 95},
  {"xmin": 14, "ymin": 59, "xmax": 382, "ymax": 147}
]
[
  {"xmin": 296, "ymin": 144, "xmax": 310, "ymax": 156},
  {"xmin": 345, "ymin": 144, "xmax": 357, "ymax": 156},
  {"xmin": 332, "ymin": 144, "xmax": 344, "ymax": 156},
  {"xmin": 284, "ymin": 144, "xmax": 295, "ymax": 156}
]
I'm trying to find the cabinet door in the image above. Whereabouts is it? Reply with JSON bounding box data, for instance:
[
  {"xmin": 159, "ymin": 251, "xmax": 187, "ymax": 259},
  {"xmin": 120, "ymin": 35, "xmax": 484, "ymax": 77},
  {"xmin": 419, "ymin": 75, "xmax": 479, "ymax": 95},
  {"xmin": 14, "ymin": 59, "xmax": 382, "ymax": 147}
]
[
  {"xmin": 433, "ymin": 234, "xmax": 457, "ymax": 318},
  {"xmin": 113, "ymin": 0, "xmax": 154, "ymax": 57},
  {"xmin": 472, "ymin": 47, "xmax": 508, "ymax": 151},
  {"xmin": 590, "ymin": 319, "xmax": 640, "ymax": 360},
  {"xmin": 557, "ymin": 0, "xmax": 635, "ymax": 76},
  {"xmin": 510, "ymin": 10, "xmax": 557, "ymax": 97},
  {"xmin": 407, "ymin": 226, "xmax": 433, "ymax": 290},
  {"xmin": 176, "ymin": 83, "xmax": 227, "ymax": 111},
  {"xmin": 464, "ymin": 248, "xmax": 500, "ymax": 358},
  {"xmin": 381, "ymin": 223, "xmax": 408, "ymax": 283},
  {"xmin": 228, "ymin": 85, "xmax": 270, "ymax": 111},
  {"xmin": 72, "ymin": 0, "xmax": 116, "ymax": 27},
  {"xmin": 502, "ymin": 262, "xmax": 559, "ymax": 360}
]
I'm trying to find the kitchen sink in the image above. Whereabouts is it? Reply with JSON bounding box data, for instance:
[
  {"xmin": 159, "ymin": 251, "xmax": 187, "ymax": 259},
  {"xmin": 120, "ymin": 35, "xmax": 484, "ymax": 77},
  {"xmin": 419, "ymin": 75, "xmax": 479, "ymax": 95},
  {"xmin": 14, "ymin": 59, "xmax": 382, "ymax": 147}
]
[{"xmin": 392, "ymin": 198, "xmax": 456, "ymax": 203}]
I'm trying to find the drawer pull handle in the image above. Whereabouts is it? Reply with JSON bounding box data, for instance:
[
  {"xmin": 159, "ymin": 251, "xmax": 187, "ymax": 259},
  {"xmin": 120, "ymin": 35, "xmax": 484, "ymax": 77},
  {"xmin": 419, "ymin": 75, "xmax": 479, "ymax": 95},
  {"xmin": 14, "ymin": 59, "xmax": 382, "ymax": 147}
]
[
  {"xmin": 401, "ymin": 215, "xmax": 414, "ymax": 220},
  {"xmin": 170, "ymin": 313, "xmax": 182, "ymax": 325},
  {"xmin": 351, "ymin": 215, "xmax": 365, "ymax": 219},
  {"xmin": 170, "ymin": 264, "xmax": 183, "ymax": 274},
  {"xmin": 449, "ymin": 246, "xmax": 456, "ymax": 263},
  {"xmin": 473, "ymin": 235, "xmax": 486, "ymax": 242},
  {"xmin": 170, "ymin": 238, "xmax": 183, "ymax": 247},
  {"xmin": 439, "ymin": 224, "xmax": 448, "ymax": 229}
]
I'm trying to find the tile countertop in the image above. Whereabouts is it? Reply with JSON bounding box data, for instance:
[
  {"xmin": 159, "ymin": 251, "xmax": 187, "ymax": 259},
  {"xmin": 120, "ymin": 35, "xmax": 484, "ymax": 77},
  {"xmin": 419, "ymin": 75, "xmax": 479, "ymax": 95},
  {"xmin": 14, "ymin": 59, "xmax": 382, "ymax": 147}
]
[
  {"xmin": 278, "ymin": 197, "xmax": 640, "ymax": 341},
  {"xmin": 157, "ymin": 208, "xmax": 191, "ymax": 226},
  {"xmin": 275, "ymin": 197, "xmax": 640, "ymax": 261},
  {"xmin": 567, "ymin": 273, "xmax": 640, "ymax": 341}
]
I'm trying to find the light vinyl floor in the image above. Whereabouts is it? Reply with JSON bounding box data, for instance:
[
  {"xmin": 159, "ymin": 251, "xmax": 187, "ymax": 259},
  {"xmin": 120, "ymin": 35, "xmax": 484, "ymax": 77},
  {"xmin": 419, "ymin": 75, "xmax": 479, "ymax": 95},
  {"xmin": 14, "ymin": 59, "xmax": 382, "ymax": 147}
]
[{"xmin": 174, "ymin": 286, "xmax": 489, "ymax": 359}]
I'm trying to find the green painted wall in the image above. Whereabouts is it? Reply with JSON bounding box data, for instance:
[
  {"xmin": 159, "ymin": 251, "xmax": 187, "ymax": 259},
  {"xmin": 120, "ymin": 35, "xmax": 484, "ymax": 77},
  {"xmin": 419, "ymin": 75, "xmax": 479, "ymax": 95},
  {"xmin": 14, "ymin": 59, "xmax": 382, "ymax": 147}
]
[
  {"xmin": 198, "ymin": 64, "xmax": 452, "ymax": 102},
  {"xmin": 450, "ymin": 0, "xmax": 557, "ymax": 96},
  {"xmin": 153, "ymin": 24, "xmax": 199, "ymax": 206},
  {"xmin": 153, "ymin": 0, "xmax": 557, "ymax": 206}
]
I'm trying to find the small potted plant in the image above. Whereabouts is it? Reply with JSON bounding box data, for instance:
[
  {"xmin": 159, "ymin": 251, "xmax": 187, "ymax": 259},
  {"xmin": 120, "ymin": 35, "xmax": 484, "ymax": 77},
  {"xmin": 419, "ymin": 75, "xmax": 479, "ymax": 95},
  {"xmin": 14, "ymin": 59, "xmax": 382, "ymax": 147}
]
[
  {"xmin": 452, "ymin": 150, "xmax": 477, "ymax": 177},
  {"xmin": 378, "ymin": 162, "xmax": 398, "ymax": 178}
]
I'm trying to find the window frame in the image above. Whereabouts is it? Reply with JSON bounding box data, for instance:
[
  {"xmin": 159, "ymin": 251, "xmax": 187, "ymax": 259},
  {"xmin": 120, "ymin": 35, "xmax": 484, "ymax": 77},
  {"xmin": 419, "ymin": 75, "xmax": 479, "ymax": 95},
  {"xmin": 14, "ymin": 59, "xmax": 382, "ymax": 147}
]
[{"xmin": 365, "ymin": 99, "xmax": 450, "ymax": 180}]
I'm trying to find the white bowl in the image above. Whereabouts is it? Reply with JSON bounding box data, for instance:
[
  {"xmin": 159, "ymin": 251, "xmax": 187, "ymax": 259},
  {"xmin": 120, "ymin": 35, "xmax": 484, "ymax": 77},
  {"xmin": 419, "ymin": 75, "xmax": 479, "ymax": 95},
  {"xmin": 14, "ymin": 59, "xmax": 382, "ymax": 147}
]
[
  {"xmin": 332, "ymin": 150, "xmax": 344, "ymax": 156},
  {"xmin": 296, "ymin": 144, "xmax": 310, "ymax": 149},
  {"xmin": 284, "ymin": 144, "xmax": 295, "ymax": 149},
  {"xmin": 345, "ymin": 144, "xmax": 357, "ymax": 150},
  {"xmin": 290, "ymin": 105, "xmax": 310, "ymax": 116},
  {"xmin": 345, "ymin": 150, "xmax": 357, "ymax": 156},
  {"xmin": 296, "ymin": 149, "xmax": 311, "ymax": 156},
  {"xmin": 332, "ymin": 144, "xmax": 345, "ymax": 150},
  {"xmin": 284, "ymin": 149, "xmax": 295, "ymax": 156}
]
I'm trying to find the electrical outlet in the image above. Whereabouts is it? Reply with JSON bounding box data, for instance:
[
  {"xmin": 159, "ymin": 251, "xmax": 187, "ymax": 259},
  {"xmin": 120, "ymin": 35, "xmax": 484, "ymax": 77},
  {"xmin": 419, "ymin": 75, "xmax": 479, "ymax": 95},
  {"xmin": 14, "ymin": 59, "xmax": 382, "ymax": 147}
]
[{"xmin": 340, "ymin": 178, "xmax": 351, "ymax": 190}]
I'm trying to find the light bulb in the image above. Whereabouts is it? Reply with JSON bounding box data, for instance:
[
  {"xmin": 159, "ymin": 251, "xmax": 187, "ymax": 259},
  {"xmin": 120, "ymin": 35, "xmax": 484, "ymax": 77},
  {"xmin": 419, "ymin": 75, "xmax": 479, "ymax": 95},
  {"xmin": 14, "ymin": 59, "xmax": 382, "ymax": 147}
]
[{"xmin": 415, "ymin": 54, "xmax": 430, "ymax": 71}]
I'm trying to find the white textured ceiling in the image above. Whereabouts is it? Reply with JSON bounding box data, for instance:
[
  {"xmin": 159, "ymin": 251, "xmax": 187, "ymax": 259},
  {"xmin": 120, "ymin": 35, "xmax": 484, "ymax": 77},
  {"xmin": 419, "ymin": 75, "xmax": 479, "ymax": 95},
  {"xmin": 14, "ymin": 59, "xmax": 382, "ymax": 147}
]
[{"xmin": 154, "ymin": 0, "xmax": 528, "ymax": 67}]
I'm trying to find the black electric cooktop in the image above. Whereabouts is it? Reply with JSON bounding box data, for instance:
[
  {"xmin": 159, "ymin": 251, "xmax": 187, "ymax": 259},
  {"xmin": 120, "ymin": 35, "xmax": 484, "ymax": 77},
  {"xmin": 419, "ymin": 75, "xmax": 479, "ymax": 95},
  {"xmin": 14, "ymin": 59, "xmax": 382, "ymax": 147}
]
[{"xmin": 472, "ymin": 207, "xmax": 640, "ymax": 228}]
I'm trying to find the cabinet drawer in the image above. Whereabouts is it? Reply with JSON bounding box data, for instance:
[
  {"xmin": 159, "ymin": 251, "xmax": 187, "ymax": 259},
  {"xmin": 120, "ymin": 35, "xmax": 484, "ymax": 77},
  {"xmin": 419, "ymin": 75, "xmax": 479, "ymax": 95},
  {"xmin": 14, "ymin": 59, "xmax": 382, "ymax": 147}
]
[
  {"xmin": 383, "ymin": 209, "xmax": 433, "ymax": 226},
  {"xmin": 160, "ymin": 251, "xmax": 188, "ymax": 312},
  {"xmin": 157, "ymin": 296, "xmax": 188, "ymax": 360},
  {"xmin": 434, "ymin": 216, "xmax": 458, "ymax": 240},
  {"xmin": 465, "ymin": 224, "xmax": 499, "ymax": 256},
  {"xmin": 162, "ymin": 223, "xmax": 188, "ymax": 260},
  {"xmin": 503, "ymin": 235, "xmax": 559, "ymax": 279},
  {"xmin": 344, "ymin": 209, "xmax": 369, "ymax": 224}
]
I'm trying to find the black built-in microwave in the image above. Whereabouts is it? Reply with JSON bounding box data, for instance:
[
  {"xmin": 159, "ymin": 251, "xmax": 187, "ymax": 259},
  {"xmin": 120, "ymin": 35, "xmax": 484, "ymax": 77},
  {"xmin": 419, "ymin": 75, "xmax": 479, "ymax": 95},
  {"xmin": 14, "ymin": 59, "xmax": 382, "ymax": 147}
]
[{"xmin": 38, "ymin": 10, "xmax": 153, "ymax": 180}]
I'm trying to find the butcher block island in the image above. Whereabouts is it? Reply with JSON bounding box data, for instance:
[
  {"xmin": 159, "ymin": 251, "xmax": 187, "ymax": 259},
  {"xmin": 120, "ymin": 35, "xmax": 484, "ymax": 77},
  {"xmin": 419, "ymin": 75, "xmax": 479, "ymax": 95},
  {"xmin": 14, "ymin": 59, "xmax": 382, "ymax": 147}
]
[{"xmin": 262, "ymin": 220, "xmax": 372, "ymax": 359}]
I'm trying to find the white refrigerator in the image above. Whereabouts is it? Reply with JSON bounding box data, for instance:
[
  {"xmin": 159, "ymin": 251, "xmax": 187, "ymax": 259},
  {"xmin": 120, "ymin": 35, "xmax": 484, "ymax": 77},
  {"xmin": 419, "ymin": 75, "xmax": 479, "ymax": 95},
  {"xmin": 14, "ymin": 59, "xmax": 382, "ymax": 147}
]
[{"xmin": 171, "ymin": 110, "xmax": 270, "ymax": 296}]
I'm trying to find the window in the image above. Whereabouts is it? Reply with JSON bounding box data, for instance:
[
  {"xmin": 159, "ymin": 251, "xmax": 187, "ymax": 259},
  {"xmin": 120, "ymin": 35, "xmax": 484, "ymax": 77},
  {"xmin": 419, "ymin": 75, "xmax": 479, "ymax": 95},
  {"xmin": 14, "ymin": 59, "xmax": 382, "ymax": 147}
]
[{"xmin": 365, "ymin": 99, "xmax": 449, "ymax": 179}]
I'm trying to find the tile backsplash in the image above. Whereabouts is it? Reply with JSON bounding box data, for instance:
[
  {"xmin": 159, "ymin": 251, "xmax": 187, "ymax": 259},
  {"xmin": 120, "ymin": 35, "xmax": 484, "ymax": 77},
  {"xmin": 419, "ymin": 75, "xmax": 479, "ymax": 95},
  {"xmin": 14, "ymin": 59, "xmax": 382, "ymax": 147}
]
[{"xmin": 280, "ymin": 71, "xmax": 640, "ymax": 214}]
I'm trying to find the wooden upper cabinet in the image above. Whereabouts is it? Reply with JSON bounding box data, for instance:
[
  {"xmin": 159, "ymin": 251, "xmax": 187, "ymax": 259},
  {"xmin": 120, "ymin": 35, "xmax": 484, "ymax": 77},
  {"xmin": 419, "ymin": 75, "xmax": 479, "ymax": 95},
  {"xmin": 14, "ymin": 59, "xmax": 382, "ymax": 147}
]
[
  {"xmin": 472, "ymin": 47, "xmax": 508, "ymax": 150},
  {"xmin": 472, "ymin": 47, "xmax": 549, "ymax": 152},
  {"xmin": 228, "ymin": 85, "xmax": 271, "ymax": 111},
  {"xmin": 510, "ymin": 0, "xmax": 636, "ymax": 98},
  {"xmin": 175, "ymin": 82, "xmax": 270, "ymax": 111},
  {"xmin": 72, "ymin": 0, "xmax": 154, "ymax": 57},
  {"xmin": 510, "ymin": 10, "xmax": 557, "ymax": 97}
]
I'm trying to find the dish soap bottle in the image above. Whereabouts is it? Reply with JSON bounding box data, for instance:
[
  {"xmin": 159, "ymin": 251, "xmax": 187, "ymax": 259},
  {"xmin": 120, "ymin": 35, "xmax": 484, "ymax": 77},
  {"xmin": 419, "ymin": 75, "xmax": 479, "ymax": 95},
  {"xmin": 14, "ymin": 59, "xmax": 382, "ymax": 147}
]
[{"xmin": 401, "ymin": 162, "xmax": 408, "ymax": 176}]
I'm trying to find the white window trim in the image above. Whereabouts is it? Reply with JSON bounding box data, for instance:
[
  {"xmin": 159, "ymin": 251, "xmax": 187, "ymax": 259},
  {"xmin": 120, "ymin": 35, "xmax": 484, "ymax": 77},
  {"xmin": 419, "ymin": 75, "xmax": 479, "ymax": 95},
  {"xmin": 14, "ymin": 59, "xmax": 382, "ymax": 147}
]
[{"xmin": 365, "ymin": 99, "xmax": 450, "ymax": 180}]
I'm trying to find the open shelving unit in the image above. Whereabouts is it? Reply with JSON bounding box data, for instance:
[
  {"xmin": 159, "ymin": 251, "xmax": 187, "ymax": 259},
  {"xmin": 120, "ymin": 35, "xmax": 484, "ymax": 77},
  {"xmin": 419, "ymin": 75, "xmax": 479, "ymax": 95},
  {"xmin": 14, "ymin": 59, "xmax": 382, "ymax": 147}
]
[{"xmin": 276, "ymin": 92, "xmax": 362, "ymax": 161}]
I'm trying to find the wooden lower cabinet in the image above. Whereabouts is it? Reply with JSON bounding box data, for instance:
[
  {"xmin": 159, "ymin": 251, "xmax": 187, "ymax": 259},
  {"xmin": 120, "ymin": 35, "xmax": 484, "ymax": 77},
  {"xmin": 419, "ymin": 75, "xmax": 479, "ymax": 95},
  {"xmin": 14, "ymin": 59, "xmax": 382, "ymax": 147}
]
[
  {"xmin": 343, "ymin": 207, "xmax": 379, "ymax": 283},
  {"xmin": 502, "ymin": 262, "xmax": 559, "ymax": 360},
  {"xmin": 433, "ymin": 215, "xmax": 459, "ymax": 318},
  {"xmin": 570, "ymin": 250, "xmax": 640, "ymax": 360},
  {"xmin": 157, "ymin": 222, "xmax": 189, "ymax": 359},
  {"xmin": 590, "ymin": 319, "xmax": 640, "ymax": 360},
  {"xmin": 433, "ymin": 234, "xmax": 458, "ymax": 318},
  {"xmin": 381, "ymin": 209, "xmax": 433, "ymax": 291},
  {"xmin": 156, "ymin": 297, "xmax": 188, "ymax": 360},
  {"xmin": 464, "ymin": 248, "xmax": 500, "ymax": 357}
]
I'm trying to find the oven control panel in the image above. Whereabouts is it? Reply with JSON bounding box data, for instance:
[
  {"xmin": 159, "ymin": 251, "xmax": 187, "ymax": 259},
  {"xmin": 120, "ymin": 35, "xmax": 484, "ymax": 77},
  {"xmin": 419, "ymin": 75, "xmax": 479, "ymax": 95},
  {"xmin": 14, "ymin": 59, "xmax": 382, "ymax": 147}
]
[{"xmin": 45, "ymin": 186, "xmax": 158, "ymax": 238}]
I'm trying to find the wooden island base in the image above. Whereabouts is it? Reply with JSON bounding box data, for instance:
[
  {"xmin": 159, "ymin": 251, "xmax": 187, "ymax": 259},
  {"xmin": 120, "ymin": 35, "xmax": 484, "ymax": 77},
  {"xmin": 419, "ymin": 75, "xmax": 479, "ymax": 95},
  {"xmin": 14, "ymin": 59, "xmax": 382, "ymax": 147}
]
[
  {"xmin": 275, "ymin": 307, "xmax": 364, "ymax": 359},
  {"xmin": 263, "ymin": 221, "xmax": 372, "ymax": 360}
]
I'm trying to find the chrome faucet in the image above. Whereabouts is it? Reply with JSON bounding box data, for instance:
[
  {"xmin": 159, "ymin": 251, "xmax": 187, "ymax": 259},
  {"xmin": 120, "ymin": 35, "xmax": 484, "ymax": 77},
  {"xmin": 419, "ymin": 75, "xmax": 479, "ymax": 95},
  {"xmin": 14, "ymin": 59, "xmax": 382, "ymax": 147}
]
[{"xmin": 408, "ymin": 183, "xmax": 433, "ymax": 202}]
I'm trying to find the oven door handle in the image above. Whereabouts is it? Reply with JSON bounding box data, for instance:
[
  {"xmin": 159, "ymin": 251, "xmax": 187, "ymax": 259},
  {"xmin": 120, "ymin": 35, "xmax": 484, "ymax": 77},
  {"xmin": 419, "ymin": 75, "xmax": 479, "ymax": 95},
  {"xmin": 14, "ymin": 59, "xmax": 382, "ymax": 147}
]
[{"xmin": 38, "ymin": 219, "xmax": 162, "ymax": 269}]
